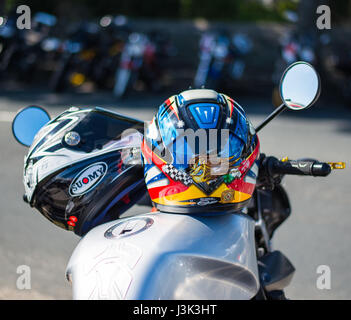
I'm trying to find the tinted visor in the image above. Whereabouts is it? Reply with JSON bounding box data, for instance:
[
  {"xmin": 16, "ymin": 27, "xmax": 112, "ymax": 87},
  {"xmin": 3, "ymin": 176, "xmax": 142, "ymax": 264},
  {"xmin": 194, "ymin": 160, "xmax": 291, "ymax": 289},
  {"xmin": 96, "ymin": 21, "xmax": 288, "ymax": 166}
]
[{"xmin": 64, "ymin": 108, "xmax": 144, "ymax": 153}]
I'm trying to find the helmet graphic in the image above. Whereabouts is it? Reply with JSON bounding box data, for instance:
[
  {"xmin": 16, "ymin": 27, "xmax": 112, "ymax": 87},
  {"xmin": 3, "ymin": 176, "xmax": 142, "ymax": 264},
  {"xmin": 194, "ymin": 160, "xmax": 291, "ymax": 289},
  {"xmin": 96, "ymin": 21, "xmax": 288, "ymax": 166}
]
[
  {"xmin": 23, "ymin": 107, "xmax": 146, "ymax": 236},
  {"xmin": 141, "ymin": 89, "xmax": 260, "ymax": 213}
]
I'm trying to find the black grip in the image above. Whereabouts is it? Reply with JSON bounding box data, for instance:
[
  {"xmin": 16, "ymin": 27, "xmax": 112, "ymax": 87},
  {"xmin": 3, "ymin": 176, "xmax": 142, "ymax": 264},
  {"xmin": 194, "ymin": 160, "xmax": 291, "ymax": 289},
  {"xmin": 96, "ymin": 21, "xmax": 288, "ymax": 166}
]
[
  {"xmin": 311, "ymin": 162, "xmax": 332, "ymax": 176},
  {"xmin": 270, "ymin": 159, "xmax": 331, "ymax": 177}
]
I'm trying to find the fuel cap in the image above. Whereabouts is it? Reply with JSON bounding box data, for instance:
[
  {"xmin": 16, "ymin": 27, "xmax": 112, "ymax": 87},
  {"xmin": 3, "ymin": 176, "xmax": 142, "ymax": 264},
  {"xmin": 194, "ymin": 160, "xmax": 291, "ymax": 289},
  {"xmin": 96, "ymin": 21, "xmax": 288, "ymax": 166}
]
[{"xmin": 104, "ymin": 217, "xmax": 154, "ymax": 239}]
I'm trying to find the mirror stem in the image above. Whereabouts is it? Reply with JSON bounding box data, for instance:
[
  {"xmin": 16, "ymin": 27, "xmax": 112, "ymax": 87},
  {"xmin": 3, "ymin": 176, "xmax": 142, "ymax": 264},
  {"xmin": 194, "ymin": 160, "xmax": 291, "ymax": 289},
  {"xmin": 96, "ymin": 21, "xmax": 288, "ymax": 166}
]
[{"xmin": 255, "ymin": 103, "xmax": 287, "ymax": 133}]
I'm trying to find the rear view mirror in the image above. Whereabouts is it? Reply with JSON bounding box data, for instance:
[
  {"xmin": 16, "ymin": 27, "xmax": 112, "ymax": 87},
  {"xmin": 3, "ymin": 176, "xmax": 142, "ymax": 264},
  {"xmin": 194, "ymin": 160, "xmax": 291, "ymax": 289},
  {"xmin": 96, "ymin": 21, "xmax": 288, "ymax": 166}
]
[
  {"xmin": 280, "ymin": 61, "xmax": 321, "ymax": 110},
  {"xmin": 256, "ymin": 61, "xmax": 321, "ymax": 132},
  {"xmin": 12, "ymin": 106, "xmax": 51, "ymax": 147}
]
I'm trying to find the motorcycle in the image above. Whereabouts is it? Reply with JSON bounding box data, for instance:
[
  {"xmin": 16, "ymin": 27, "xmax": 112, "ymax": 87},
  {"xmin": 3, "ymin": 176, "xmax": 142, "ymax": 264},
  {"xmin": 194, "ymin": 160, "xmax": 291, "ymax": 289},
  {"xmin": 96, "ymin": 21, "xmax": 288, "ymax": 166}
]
[
  {"xmin": 113, "ymin": 30, "xmax": 173, "ymax": 98},
  {"xmin": 90, "ymin": 15, "xmax": 130, "ymax": 90},
  {"xmin": 272, "ymin": 30, "xmax": 317, "ymax": 108},
  {"xmin": 12, "ymin": 61, "xmax": 345, "ymax": 300},
  {"xmin": 318, "ymin": 32, "xmax": 351, "ymax": 105},
  {"xmin": 0, "ymin": 12, "xmax": 58, "ymax": 82},
  {"xmin": 194, "ymin": 30, "xmax": 252, "ymax": 92},
  {"xmin": 49, "ymin": 21, "xmax": 103, "ymax": 92},
  {"xmin": 0, "ymin": 14, "xmax": 18, "ymax": 70}
]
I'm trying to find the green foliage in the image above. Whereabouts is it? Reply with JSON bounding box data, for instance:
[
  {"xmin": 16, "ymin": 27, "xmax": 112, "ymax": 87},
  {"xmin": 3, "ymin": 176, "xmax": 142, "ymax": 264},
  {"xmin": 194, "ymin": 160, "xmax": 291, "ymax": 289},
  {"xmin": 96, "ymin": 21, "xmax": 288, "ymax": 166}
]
[{"xmin": 2, "ymin": 0, "xmax": 350, "ymax": 22}]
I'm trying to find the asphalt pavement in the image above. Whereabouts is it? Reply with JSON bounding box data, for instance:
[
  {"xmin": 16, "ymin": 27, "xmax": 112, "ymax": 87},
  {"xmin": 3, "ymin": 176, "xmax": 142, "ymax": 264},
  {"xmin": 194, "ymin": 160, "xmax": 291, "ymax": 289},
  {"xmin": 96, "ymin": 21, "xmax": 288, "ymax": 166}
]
[{"xmin": 0, "ymin": 87, "xmax": 350, "ymax": 299}]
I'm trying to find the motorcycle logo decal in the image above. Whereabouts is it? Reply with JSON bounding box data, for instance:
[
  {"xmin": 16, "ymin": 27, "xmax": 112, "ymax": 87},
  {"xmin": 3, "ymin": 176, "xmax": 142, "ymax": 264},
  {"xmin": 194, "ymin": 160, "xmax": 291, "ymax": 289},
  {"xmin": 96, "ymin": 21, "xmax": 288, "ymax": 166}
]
[
  {"xmin": 69, "ymin": 162, "xmax": 108, "ymax": 196},
  {"xmin": 86, "ymin": 242, "xmax": 142, "ymax": 299}
]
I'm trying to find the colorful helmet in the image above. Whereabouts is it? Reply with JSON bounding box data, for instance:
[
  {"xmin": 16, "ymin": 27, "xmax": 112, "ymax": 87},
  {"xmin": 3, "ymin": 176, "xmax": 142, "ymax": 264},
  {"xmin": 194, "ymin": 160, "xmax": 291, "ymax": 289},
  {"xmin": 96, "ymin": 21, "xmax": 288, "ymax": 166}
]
[
  {"xmin": 141, "ymin": 89, "xmax": 260, "ymax": 213},
  {"xmin": 23, "ymin": 106, "xmax": 146, "ymax": 236}
]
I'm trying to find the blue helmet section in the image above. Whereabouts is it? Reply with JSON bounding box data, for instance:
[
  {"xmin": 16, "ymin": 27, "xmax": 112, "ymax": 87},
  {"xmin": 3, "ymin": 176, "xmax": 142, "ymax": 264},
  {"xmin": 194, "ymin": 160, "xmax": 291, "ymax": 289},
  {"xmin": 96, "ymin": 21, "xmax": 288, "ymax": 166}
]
[{"xmin": 188, "ymin": 103, "xmax": 220, "ymax": 129}]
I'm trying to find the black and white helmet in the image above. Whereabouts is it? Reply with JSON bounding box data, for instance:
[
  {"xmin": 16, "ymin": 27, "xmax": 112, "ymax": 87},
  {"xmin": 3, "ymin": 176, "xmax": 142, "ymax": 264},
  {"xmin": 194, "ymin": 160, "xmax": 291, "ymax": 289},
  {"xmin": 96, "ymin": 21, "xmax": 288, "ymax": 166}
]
[{"xmin": 23, "ymin": 106, "xmax": 147, "ymax": 236}]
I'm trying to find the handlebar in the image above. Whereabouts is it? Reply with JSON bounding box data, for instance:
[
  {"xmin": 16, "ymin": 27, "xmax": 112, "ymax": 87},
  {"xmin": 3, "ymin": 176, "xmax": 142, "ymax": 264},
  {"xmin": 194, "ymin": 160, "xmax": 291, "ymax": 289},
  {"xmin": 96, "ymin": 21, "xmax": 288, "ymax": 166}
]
[
  {"xmin": 257, "ymin": 155, "xmax": 345, "ymax": 190},
  {"xmin": 271, "ymin": 159, "xmax": 331, "ymax": 176},
  {"xmin": 264, "ymin": 156, "xmax": 332, "ymax": 177}
]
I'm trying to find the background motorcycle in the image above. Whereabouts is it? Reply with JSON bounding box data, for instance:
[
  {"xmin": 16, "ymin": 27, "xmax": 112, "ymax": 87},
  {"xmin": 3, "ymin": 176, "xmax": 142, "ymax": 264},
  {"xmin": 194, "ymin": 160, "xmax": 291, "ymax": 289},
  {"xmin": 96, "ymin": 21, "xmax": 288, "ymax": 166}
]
[
  {"xmin": 49, "ymin": 21, "xmax": 102, "ymax": 92},
  {"xmin": 0, "ymin": 14, "xmax": 18, "ymax": 71},
  {"xmin": 272, "ymin": 30, "xmax": 317, "ymax": 108},
  {"xmin": 194, "ymin": 30, "xmax": 252, "ymax": 91},
  {"xmin": 113, "ymin": 30, "xmax": 173, "ymax": 98},
  {"xmin": 90, "ymin": 15, "xmax": 130, "ymax": 90},
  {"xmin": 12, "ymin": 62, "xmax": 345, "ymax": 300},
  {"xmin": 318, "ymin": 31, "xmax": 351, "ymax": 105},
  {"xmin": 0, "ymin": 12, "xmax": 58, "ymax": 82}
]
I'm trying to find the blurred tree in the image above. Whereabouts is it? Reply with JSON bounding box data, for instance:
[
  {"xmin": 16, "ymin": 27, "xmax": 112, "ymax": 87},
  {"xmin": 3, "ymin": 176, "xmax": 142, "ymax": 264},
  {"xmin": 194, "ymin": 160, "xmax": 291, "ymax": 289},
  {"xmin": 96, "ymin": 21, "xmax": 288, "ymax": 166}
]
[
  {"xmin": 332, "ymin": 0, "xmax": 351, "ymax": 23},
  {"xmin": 178, "ymin": 0, "xmax": 285, "ymax": 21},
  {"xmin": 297, "ymin": 0, "xmax": 326, "ymax": 32},
  {"xmin": 0, "ymin": 1, "xmax": 4, "ymax": 16},
  {"xmin": 1, "ymin": 0, "xmax": 350, "ymax": 23}
]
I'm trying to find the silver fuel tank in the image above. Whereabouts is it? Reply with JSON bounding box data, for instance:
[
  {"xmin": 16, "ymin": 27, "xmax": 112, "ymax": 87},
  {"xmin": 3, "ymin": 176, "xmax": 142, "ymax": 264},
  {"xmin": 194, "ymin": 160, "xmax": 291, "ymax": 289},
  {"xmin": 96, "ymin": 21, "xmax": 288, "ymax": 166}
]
[{"xmin": 66, "ymin": 212, "xmax": 260, "ymax": 300}]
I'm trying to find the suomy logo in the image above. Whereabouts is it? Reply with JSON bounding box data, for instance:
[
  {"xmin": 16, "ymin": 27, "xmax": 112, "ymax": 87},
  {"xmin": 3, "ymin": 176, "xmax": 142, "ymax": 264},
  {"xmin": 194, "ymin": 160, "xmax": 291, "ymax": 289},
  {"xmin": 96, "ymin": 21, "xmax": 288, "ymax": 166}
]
[{"xmin": 69, "ymin": 162, "xmax": 107, "ymax": 196}]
